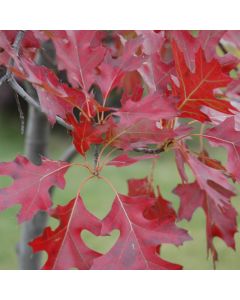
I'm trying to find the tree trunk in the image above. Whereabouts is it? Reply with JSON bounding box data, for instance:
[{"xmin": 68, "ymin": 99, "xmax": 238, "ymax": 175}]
[
  {"xmin": 17, "ymin": 42, "xmax": 55, "ymax": 269},
  {"xmin": 18, "ymin": 97, "xmax": 50, "ymax": 269}
]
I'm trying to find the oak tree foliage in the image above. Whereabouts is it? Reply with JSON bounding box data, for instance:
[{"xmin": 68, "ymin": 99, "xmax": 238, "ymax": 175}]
[{"xmin": 0, "ymin": 30, "xmax": 240, "ymax": 269}]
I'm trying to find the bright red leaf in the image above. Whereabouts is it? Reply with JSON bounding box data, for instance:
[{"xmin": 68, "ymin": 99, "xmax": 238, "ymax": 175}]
[
  {"xmin": 173, "ymin": 149, "xmax": 237, "ymax": 262},
  {"xmin": 1, "ymin": 30, "xmax": 240, "ymax": 270},
  {"xmin": 0, "ymin": 156, "xmax": 69, "ymax": 223},
  {"xmin": 170, "ymin": 30, "xmax": 199, "ymax": 73},
  {"xmin": 138, "ymin": 30, "xmax": 174, "ymax": 93},
  {"xmin": 198, "ymin": 30, "xmax": 226, "ymax": 61},
  {"xmin": 13, "ymin": 57, "xmax": 87, "ymax": 124},
  {"xmin": 67, "ymin": 114, "xmax": 103, "ymax": 156},
  {"xmin": 92, "ymin": 178, "xmax": 190, "ymax": 269},
  {"xmin": 172, "ymin": 41, "xmax": 236, "ymax": 121},
  {"xmin": 174, "ymin": 180, "xmax": 237, "ymax": 262},
  {"xmin": 116, "ymin": 92, "xmax": 178, "ymax": 123},
  {"xmin": 48, "ymin": 30, "xmax": 106, "ymax": 91},
  {"xmin": 187, "ymin": 154, "xmax": 235, "ymax": 207},
  {"xmin": 105, "ymin": 116, "xmax": 190, "ymax": 151},
  {"xmin": 206, "ymin": 116, "xmax": 240, "ymax": 182},
  {"xmin": 95, "ymin": 35, "xmax": 146, "ymax": 105},
  {"xmin": 29, "ymin": 196, "xmax": 102, "ymax": 270}
]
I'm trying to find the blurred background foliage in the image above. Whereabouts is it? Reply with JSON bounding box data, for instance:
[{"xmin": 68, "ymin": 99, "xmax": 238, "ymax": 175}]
[{"xmin": 0, "ymin": 80, "xmax": 240, "ymax": 270}]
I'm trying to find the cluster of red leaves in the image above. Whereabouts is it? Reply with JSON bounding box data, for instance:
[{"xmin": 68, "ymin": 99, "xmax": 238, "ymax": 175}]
[{"xmin": 0, "ymin": 30, "xmax": 240, "ymax": 269}]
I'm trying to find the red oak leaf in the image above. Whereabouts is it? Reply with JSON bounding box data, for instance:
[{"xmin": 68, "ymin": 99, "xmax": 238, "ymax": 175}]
[
  {"xmin": 106, "ymin": 116, "xmax": 191, "ymax": 151},
  {"xmin": 175, "ymin": 148, "xmax": 189, "ymax": 183},
  {"xmin": 174, "ymin": 180, "xmax": 237, "ymax": 262},
  {"xmin": 116, "ymin": 92, "xmax": 178, "ymax": 123},
  {"xmin": 2, "ymin": 30, "xmax": 240, "ymax": 271},
  {"xmin": 0, "ymin": 156, "xmax": 69, "ymax": 223},
  {"xmin": 95, "ymin": 36, "xmax": 146, "ymax": 105},
  {"xmin": 95, "ymin": 57, "xmax": 125, "ymax": 103},
  {"xmin": 197, "ymin": 30, "xmax": 238, "ymax": 72},
  {"xmin": 29, "ymin": 196, "xmax": 102, "ymax": 270},
  {"xmin": 187, "ymin": 154, "xmax": 235, "ymax": 207},
  {"xmin": 205, "ymin": 116, "xmax": 240, "ymax": 182},
  {"xmin": 222, "ymin": 31, "xmax": 240, "ymax": 49},
  {"xmin": 110, "ymin": 35, "xmax": 146, "ymax": 72},
  {"xmin": 137, "ymin": 30, "xmax": 165, "ymax": 56},
  {"xmin": 91, "ymin": 178, "xmax": 190, "ymax": 270},
  {"xmin": 198, "ymin": 30, "xmax": 226, "ymax": 61},
  {"xmin": 48, "ymin": 30, "xmax": 106, "ymax": 91},
  {"xmin": 138, "ymin": 31, "xmax": 174, "ymax": 93},
  {"xmin": 174, "ymin": 181, "xmax": 205, "ymax": 221},
  {"xmin": 120, "ymin": 71, "xmax": 144, "ymax": 104},
  {"xmin": 171, "ymin": 41, "xmax": 235, "ymax": 122},
  {"xmin": 127, "ymin": 177, "xmax": 155, "ymax": 197},
  {"xmin": 170, "ymin": 30, "xmax": 199, "ymax": 73},
  {"xmin": 107, "ymin": 153, "xmax": 158, "ymax": 167},
  {"xmin": 149, "ymin": 51, "xmax": 174, "ymax": 92},
  {"xmin": 67, "ymin": 114, "xmax": 103, "ymax": 156},
  {"xmin": 198, "ymin": 150, "xmax": 227, "ymax": 173},
  {"xmin": 173, "ymin": 148, "xmax": 237, "ymax": 262},
  {"xmin": 139, "ymin": 54, "xmax": 174, "ymax": 93},
  {"xmin": 13, "ymin": 57, "xmax": 87, "ymax": 124}
]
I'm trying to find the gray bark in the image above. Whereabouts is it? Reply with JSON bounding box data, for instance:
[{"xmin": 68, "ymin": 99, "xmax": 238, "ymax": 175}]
[
  {"xmin": 18, "ymin": 86, "xmax": 50, "ymax": 270},
  {"xmin": 17, "ymin": 42, "xmax": 54, "ymax": 270}
]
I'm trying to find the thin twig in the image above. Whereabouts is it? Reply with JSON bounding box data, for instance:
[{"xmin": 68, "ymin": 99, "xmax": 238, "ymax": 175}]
[
  {"xmin": 133, "ymin": 147, "xmax": 165, "ymax": 154},
  {"xmin": 56, "ymin": 117, "xmax": 72, "ymax": 131},
  {"xmin": 93, "ymin": 144, "xmax": 100, "ymax": 175},
  {"xmin": 6, "ymin": 30, "xmax": 26, "ymax": 78},
  {"xmin": 0, "ymin": 73, "xmax": 8, "ymax": 87},
  {"xmin": 7, "ymin": 77, "xmax": 72, "ymax": 130},
  {"xmin": 218, "ymin": 42, "xmax": 228, "ymax": 54},
  {"xmin": 8, "ymin": 77, "xmax": 40, "ymax": 109},
  {"xmin": 199, "ymin": 124, "xmax": 205, "ymax": 152},
  {"xmin": 12, "ymin": 30, "xmax": 26, "ymax": 55},
  {"xmin": 98, "ymin": 147, "xmax": 118, "ymax": 171},
  {"xmin": 60, "ymin": 144, "xmax": 77, "ymax": 162},
  {"xmin": 14, "ymin": 92, "xmax": 25, "ymax": 135},
  {"xmin": 133, "ymin": 140, "xmax": 173, "ymax": 154}
]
